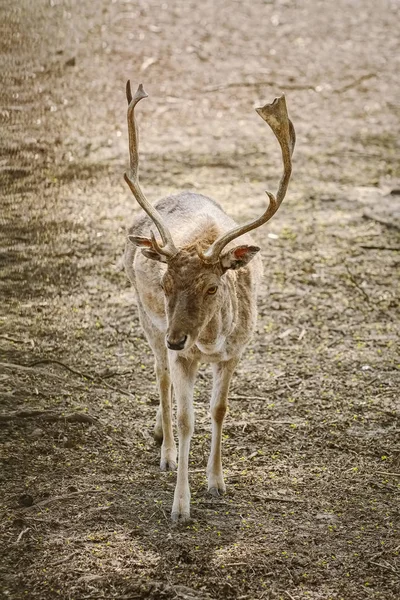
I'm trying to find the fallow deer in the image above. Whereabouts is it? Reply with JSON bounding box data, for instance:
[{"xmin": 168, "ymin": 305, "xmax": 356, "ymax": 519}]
[{"xmin": 123, "ymin": 81, "xmax": 295, "ymax": 522}]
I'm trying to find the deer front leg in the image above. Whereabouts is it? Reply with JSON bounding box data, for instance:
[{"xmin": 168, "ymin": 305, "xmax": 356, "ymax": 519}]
[
  {"xmin": 137, "ymin": 308, "xmax": 176, "ymax": 470},
  {"xmin": 207, "ymin": 358, "xmax": 239, "ymax": 496},
  {"xmin": 169, "ymin": 354, "xmax": 198, "ymax": 522},
  {"xmin": 154, "ymin": 358, "xmax": 176, "ymax": 471}
]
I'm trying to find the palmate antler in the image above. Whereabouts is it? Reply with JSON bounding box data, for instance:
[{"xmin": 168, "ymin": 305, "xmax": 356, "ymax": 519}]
[
  {"xmin": 202, "ymin": 94, "xmax": 295, "ymax": 263},
  {"xmin": 124, "ymin": 81, "xmax": 178, "ymax": 258}
]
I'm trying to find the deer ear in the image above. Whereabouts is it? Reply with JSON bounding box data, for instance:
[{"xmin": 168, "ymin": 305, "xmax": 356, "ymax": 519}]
[
  {"xmin": 128, "ymin": 235, "xmax": 153, "ymax": 248},
  {"xmin": 128, "ymin": 235, "xmax": 168, "ymax": 263},
  {"xmin": 220, "ymin": 245, "xmax": 260, "ymax": 271}
]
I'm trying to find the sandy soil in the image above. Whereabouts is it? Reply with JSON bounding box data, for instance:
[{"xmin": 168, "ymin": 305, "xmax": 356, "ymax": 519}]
[{"xmin": 1, "ymin": 1, "xmax": 399, "ymax": 599}]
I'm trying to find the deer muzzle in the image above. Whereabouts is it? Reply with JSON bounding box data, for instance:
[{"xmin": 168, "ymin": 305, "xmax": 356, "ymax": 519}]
[{"xmin": 166, "ymin": 334, "xmax": 188, "ymax": 351}]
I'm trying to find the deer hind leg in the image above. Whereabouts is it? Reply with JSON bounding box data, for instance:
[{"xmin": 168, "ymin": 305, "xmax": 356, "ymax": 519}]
[
  {"xmin": 169, "ymin": 354, "xmax": 199, "ymax": 522},
  {"xmin": 207, "ymin": 357, "xmax": 239, "ymax": 496}
]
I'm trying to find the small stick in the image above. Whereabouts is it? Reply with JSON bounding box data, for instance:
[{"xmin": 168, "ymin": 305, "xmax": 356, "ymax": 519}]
[
  {"xmin": 0, "ymin": 362, "xmax": 65, "ymax": 380},
  {"xmin": 27, "ymin": 358, "xmax": 134, "ymax": 397},
  {"xmin": 20, "ymin": 489, "xmax": 110, "ymax": 511},
  {"xmin": 0, "ymin": 335, "xmax": 29, "ymax": 344},
  {"xmin": 203, "ymin": 73, "xmax": 377, "ymax": 95},
  {"xmin": 204, "ymin": 80, "xmax": 317, "ymax": 93},
  {"xmin": 15, "ymin": 527, "xmax": 30, "ymax": 543},
  {"xmin": 229, "ymin": 394, "xmax": 266, "ymax": 401},
  {"xmin": 368, "ymin": 561, "xmax": 399, "ymax": 574},
  {"xmin": 0, "ymin": 410, "xmax": 98, "ymax": 424},
  {"xmin": 155, "ymin": 504, "xmax": 170, "ymax": 525},
  {"xmin": 334, "ymin": 73, "xmax": 377, "ymax": 93},
  {"xmin": 364, "ymin": 376, "xmax": 379, "ymax": 388},
  {"xmin": 360, "ymin": 245, "xmax": 400, "ymax": 251},
  {"xmin": 345, "ymin": 265, "xmax": 369, "ymax": 301},
  {"xmin": 28, "ymin": 358, "xmax": 94, "ymax": 378}
]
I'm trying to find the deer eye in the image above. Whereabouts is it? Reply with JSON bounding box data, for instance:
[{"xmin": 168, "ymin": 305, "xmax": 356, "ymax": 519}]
[{"xmin": 207, "ymin": 285, "xmax": 218, "ymax": 295}]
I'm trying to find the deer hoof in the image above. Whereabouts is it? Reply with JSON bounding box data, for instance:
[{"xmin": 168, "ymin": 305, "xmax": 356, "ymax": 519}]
[
  {"xmin": 208, "ymin": 486, "xmax": 225, "ymax": 497},
  {"xmin": 160, "ymin": 458, "xmax": 177, "ymax": 472},
  {"xmin": 207, "ymin": 472, "xmax": 226, "ymax": 496},
  {"xmin": 171, "ymin": 511, "xmax": 190, "ymax": 523}
]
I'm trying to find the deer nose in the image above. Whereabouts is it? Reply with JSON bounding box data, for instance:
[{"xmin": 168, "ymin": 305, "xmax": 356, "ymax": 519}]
[{"xmin": 166, "ymin": 335, "xmax": 187, "ymax": 351}]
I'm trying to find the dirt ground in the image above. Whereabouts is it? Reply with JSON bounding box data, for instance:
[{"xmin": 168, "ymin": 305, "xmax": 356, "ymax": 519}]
[{"xmin": 1, "ymin": 0, "xmax": 399, "ymax": 599}]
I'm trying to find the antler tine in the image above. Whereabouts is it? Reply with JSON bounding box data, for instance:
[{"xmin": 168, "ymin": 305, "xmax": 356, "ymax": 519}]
[
  {"xmin": 256, "ymin": 94, "xmax": 295, "ymax": 205},
  {"xmin": 124, "ymin": 81, "xmax": 178, "ymax": 257},
  {"xmin": 202, "ymin": 94, "xmax": 295, "ymax": 264},
  {"xmin": 125, "ymin": 81, "xmax": 147, "ymax": 181}
]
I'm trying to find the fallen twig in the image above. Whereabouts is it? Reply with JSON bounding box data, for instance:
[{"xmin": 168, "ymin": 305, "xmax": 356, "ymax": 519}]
[
  {"xmin": 0, "ymin": 410, "xmax": 98, "ymax": 424},
  {"xmin": 204, "ymin": 80, "xmax": 317, "ymax": 93},
  {"xmin": 230, "ymin": 394, "xmax": 266, "ymax": 401},
  {"xmin": 27, "ymin": 358, "xmax": 134, "ymax": 397},
  {"xmin": 154, "ymin": 503, "xmax": 170, "ymax": 525},
  {"xmin": 20, "ymin": 489, "xmax": 109, "ymax": 511},
  {"xmin": 203, "ymin": 73, "xmax": 377, "ymax": 95},
  {"xmin": 368, "ymin": 560, "xmax": 399, "ymax": 575},
  {"xmin": 364, "ymin": 376, "xmax": 379, "ymax": 388},
  {"xmin": 232, "ymin": 419, "xmax": 305, "ymax": 426},
  {"xmin": 345, "ymin": 265, "xmax": 370, "ymax": 301},
  {"xmin": 15, "ymin": 527, "xmax": 30, "ymax": 543},
  {"xmin": 334, "ymin": 73, "xmax": 377, "ymax": 93},
  {"xmin": 0, "ymin": 362, "xmax": 65, "ymax": 380},
  {"xmin": 0, "ymin": 335, "xmax": 30, "ymax": 344},
  {"xmin": 360, "ymin": 245, "xmax": 400, "ymax": 251},
  {"xmin": 28, "ymin": 358, "xmax": 93, "ymax": 379}
]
